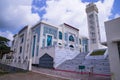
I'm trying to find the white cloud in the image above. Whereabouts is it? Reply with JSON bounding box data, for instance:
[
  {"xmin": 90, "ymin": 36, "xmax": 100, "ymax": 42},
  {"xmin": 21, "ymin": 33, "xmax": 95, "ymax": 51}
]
[
  {"xmin": 0, "ymin": 0, "xmax": 40, "ymax": 32},
  {"xmin": 42, "ymin": 0, "xmax": 114, "ymax": 42},
  {"xmin": 96, "ymin": 0, "xmax": 114, "ymax": 42},
  {"xmin": 0, "ymin": 31, "xmax": 14, "ymax": 41}
]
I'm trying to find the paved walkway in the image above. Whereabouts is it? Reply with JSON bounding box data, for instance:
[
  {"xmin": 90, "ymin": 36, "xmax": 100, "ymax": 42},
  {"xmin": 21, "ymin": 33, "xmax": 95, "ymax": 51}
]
[
  {"xmin": 32, "ymin": 66, "xmax": 111, "ymax": 80},
  {"xmin": 0, "ymin": 71, "xmax": 68, "ymax": 80}
]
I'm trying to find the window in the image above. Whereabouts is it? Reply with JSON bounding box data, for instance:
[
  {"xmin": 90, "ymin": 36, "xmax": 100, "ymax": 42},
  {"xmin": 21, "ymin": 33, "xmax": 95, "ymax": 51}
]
[
  {"xmin": 20, "ymin": 34, "xmax": 24, "ymax": 43},
  {"xmin": 20, "ymin": 46, "xmax": 22, "ymax": 53},
  {"xmin": 79, "ymin": 39, "xmax": 81, "ymax": 44},
  {"xmin": 91, "ymin": 39, "xmax": 96, "ymax": 43},
  {"xmin": 47, "ymin": 35, "xmax": 52, "ymax": 46},
  {"xmin": 90, "ymin": 26, "xmax": 95, "ymax": 31},
  {"xmin": 69, "ymin": 35, "xmax": 74, "ymax": 42},
  {"xmin": 21, "ymin": 37, "xmax": 24, "ymax": 43},
  {"xmin": 89, "ymin": 20, "xmax": 94, "ymax": 24},
  {"xmin": 59, "ymin": 31, "xmax": 62, "ymax": 40},
  {"xmin": 32, "ymin": 35, "xmax": 36, "ymax": 57},
  {"xmin": 89, "ymin": 14, "xmax": 94, "ymax": 18},
  {"xmin": 91, "ymin": 32, "xmax": 96, "ymax": 37},
  {"xmin": 69, "ymin": 45, "xmax": 74, "ymax": 48},
  {"xmin": 85, "ymin": 45, "xmax": 88, "ymax": 52},
  {"xmin": 58, "ymin": 43, "xmax": 62, "ymax": 45}
]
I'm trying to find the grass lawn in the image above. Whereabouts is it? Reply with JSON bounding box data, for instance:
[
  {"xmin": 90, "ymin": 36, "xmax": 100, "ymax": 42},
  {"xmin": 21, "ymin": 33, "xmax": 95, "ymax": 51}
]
[{"xmin": 90, "ymin": 49, "xmax": 106, "ymax": 56}]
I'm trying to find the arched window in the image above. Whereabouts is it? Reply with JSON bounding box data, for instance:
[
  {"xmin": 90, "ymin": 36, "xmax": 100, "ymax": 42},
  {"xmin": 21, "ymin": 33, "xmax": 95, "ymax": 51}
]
[
  {"xmin": 58, "ymin": 43, "xmax": 62, "ymax": 45},
  {"xmin": 59, "ymin": 31, "xmax": 62, "ymax": 40},
  {"xmin": 69, "ymin": 35, "xmax": 74, "ymax": 42},
  {"xmin": 69, "ymin": 45, "xmax": 74, "ymax": 48}
]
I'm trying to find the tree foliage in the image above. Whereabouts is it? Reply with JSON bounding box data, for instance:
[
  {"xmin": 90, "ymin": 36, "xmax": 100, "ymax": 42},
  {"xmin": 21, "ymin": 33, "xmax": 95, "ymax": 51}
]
[{"xmin": 0, "ymin": 36, "xmax": 11, "ymax": 59}]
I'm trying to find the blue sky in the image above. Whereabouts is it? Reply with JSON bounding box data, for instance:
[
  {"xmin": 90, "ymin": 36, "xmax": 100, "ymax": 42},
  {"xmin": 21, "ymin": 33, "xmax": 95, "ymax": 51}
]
[
  {"xmin": 111, "ymin": 0, "xmax": 120, "ymax": 18},
  {"xmin": 0, "ymin": 0, "xmax": 120, "ymax": 42}
]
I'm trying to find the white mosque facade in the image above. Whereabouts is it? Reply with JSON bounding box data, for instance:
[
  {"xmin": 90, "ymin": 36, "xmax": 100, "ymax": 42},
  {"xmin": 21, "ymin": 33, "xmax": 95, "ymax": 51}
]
[{"xmin": 11, "ymin": 21, "xmax": 88, "ymax": 68}]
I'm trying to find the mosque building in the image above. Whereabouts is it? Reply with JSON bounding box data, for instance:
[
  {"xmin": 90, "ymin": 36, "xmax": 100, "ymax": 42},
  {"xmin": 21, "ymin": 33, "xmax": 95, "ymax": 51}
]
[{"xmin": 9, "ymin": 3, "xmax": 110, "ymax": 75}]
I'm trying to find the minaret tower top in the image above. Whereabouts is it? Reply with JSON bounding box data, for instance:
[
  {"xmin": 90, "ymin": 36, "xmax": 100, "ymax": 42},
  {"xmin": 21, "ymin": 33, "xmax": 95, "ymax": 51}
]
[{"xmin": 86, "ymin": 3, "xmax": 98, "ymax": 13}]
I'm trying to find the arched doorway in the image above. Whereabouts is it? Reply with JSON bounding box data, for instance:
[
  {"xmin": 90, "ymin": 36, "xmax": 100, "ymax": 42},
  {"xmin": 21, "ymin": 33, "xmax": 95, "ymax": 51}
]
[{"xmin": 39, "ymin": 53, "xmax": 54, "ymax": 68}]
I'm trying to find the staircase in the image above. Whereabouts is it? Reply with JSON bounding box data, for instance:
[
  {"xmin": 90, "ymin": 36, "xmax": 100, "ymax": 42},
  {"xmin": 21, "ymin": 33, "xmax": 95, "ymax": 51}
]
[
  {"xmin": 56, "ymin": 52, "xmax": 110, "ymax": 75},
  {"xmin": 83, "ymin": 57, "xmax": 110, "ymax": 74},
  {"xmin": 56, "ymin": 52, "xmax": 87, "ymax": 71},
  {"xmin": 54, "ymin": 46, "xmax": 80, "ymax": 68}
]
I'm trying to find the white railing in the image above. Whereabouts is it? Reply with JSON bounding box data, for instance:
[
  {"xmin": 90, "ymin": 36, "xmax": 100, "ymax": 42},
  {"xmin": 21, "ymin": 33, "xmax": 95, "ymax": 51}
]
[{"xmin": 0, "ymin": 59, "xmax": 31, "ymax": 70}]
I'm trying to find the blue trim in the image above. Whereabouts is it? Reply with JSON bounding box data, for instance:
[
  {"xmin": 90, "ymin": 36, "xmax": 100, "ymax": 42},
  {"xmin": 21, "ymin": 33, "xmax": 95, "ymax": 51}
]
[
  {"xmin": 32, "ymin": 35, "xmax": 36, "ymax": 57},
  {"xmin": 43, "ymin": 25, "xmax": 58, "ymax": 39},
  {"xmin": 32, "ymin": 26, "xmax": 40, "ymax": 42}
]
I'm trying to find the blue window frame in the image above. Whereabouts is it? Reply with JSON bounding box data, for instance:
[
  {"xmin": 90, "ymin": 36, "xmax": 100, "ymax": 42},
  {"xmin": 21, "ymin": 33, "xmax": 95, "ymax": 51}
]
[
  {"xmin": 79, "ymin": 39, "xmax": 81, "ymax": 44},
  {"xmin": 47, "ymin": 35, "xmax": 52, "ymax": 46},
  {"xmin": 32, "ymin": 35, "xmax": 36, "ymax": 57},
  {"xmin": 20, "ymin": 34, "xmax": 24, "ymax": 43},
  {"xmin": 59, "ymin": 31, "xmax": 62, "ymax": 40},
  {"xmin": 19, "ymin": 46, "xmax": 22, "ymax": 53},
  {"xmin": 69, "ymin": 35, "xmax": 74, "ymax": 42}
]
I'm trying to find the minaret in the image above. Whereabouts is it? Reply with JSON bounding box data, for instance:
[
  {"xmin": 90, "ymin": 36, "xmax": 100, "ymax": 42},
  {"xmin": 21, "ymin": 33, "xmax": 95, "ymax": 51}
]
[{"xmin": 86, "ymin": 3, "xmax": 101, "ymax": 51}]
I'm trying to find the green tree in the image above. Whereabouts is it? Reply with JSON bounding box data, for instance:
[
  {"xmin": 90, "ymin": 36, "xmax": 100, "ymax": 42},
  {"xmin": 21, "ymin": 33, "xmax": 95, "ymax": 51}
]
[{"xmin": 0, "ymin": 36, "xmax": 11, "ymax": 59}]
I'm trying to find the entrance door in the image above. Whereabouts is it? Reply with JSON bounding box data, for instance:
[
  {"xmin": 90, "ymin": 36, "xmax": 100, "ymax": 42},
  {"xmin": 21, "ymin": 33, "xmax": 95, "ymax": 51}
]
[{"xmin": 39, "ymin": 53, "xmax": 54, "ymax": 68}]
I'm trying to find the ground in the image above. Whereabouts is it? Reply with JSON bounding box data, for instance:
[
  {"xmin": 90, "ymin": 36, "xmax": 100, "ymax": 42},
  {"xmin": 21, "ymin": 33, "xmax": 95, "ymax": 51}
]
[
  {"xmin": 0, "ymin": 71, "xmax": 68, "ymax": 80},
  {"xmin": 0, "ymin": 67, "xmax": 111, "ymax": 80}
]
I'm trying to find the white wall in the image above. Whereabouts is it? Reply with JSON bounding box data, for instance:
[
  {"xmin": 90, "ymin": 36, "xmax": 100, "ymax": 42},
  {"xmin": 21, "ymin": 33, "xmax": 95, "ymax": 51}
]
[{"xmin": 105, "ymin": 17, "xmax": 120, "ymax": 80}]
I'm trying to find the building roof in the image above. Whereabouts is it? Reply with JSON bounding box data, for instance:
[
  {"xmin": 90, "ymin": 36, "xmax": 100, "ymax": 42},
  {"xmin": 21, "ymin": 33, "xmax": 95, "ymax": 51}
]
[
  {"xmin": 112, "ymin": 38, "xmax": 120, "ymax": 43},
  {"xmin": 18, "ymin": 25, "xmax": 28, "ymax": 34},
  {"xmin": 64, "ymin": 23, "xmax": 79, "ymax": 31},
  {"xmin": 32, "ymin": 21, "xmax": 58, "ymax": 29},
  {"xmin": 13, "ymin": 34, "xmax": 17, "ymax": 37},
  {"xmin": 105, "ymin": 17, "xmax": 120, "ymax": 24}
]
